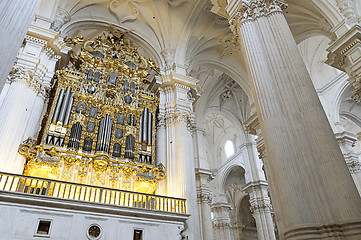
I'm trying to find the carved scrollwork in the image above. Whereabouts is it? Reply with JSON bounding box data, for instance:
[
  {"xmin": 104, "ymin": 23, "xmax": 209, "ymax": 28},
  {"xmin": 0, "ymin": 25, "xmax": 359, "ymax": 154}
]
[
  {"xmin": 212, "ymin": 221, "xmax": 232, "ymax": 230},
  {"xmin": 197, "ymin": 190, "xmax": 212, "ymax": 205},
  {"xmin": 346, "ymin": 159, "xmax": 361, "ymax": 173},
  {"xmin": 7, "ymin": 66, "xmax": 49, "ymax": 98},
  {"xmin": 18, "ymin": 138, "xmax": 37, "ymax": 162},
  {"xmin": 231, "ymin": 0, "xmax": 287, "ymax": 26}
]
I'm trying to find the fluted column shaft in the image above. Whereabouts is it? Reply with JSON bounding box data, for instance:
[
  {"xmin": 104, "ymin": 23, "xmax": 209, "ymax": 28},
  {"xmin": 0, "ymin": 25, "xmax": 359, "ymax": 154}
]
[
  {"xmin": 0, "ymin": 81, "xmax": 42, "ymax": 173},
  {"xmin": 0, "ymin": 0, "xmax": 40, "ymax": 92},
  {"xmin": 0, "ymin": 25, "xmax": 67, "ymax": 174},
  {"xmin": 243, "ymin": 134, "xmax": 276, "ymax": 240},
  {"xmin": 226, "ymin": 0, "xmax": 361, "ymax": 239},
  {"xmin": 155, "ymin": 73, "xmax": 200, "ymax": 240}
]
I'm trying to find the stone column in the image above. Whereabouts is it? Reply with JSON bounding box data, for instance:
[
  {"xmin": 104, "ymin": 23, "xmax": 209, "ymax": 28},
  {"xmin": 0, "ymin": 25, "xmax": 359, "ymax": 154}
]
[
  {"xmin": 242, "ymin": 131, "xmax": 277, "ymax": 240},
  {"xmin": 212, "ymin": 202, "xmax": 233, "ymax": 240},
  {"xmin": 244, "ymin": 181, "xmax": 276, "ymax": 240},
  {"xmin": 154, "ymin": 73, "xmax": 200, "ymax": 240},
  {"xmin": 196, "ymin": 169, "xmax": 214, "ymax": 240},
  {"xmin": 0, "ymin": 25, "xmax": 69, "ymax": 174},
  {"xmin": 225, "ymin": 1, "xmax": 361, "ymax": 239},
  {"xmin": 335, "ymin": 131, "xmax": 361, "ymax": 195},
  {"xmin": 0, "ymin": 0, "xmax": 41, "ymax": 92}
]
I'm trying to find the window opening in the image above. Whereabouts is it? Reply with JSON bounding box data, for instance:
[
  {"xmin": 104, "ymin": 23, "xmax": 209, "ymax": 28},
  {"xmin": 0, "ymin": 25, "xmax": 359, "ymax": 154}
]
[{"xmin": 224, "ymin": 140, "xmax": 234, "ymax": 158}]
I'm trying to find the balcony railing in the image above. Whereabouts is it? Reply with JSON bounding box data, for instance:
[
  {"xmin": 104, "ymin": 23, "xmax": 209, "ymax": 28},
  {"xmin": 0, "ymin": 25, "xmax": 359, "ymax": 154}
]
[{"xmin": 0, "ymin": 172, "xmax": 186, "ymax": 214}]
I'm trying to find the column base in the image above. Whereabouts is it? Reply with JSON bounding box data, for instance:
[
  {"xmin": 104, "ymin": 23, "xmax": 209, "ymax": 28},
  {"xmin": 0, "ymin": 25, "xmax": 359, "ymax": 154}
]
[{"xmin": 284, "ymin": 221, "xmax": 361, "ymax": 240}]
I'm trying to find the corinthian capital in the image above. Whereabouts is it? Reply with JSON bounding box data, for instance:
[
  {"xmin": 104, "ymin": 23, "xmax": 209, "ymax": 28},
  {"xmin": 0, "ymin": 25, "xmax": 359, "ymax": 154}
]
[
  {"xmin": 8, "ymin": 66, "xmax": 49, "ymax": 98},
  {"xmin": 229, "ymin": 0, "xmax": 287, "ymax": 25}
]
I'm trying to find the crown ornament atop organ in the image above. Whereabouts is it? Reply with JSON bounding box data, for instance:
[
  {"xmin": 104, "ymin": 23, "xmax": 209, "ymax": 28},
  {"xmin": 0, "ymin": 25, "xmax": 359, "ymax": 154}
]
[{"xmin": 19, "ymin": 30, "xmax": 165, "ymax": 194}]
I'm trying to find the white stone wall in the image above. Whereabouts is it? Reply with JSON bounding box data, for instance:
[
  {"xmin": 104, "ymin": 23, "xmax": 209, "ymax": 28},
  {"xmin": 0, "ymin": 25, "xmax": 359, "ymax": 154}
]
[{"xmin": 0, "ymin": 192, "xmax": 186, "ymax": 240}]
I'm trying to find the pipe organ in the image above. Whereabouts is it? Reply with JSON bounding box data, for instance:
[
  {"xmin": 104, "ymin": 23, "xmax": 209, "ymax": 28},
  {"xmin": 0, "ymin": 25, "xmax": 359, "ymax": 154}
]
[{"xmin": 19, "ymin": 30, "xmax": 165, "ymax": 194}]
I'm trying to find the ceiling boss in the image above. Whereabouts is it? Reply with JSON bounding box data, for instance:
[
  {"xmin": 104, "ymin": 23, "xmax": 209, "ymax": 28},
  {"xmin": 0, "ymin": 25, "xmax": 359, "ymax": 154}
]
[{"xmin": 19, "ymin": 29, "xmax": 165, "ymax": 194}]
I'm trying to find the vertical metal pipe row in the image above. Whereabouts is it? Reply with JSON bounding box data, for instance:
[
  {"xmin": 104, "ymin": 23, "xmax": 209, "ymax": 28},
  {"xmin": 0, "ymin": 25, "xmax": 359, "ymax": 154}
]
[
  {"xmin": 105, "ymin": 115, "xmax": 112, "ymax": 152},
  {"xmin": 139, "ymin": 111, "xmax": 143, "ymax": 142},
  {"xmin": 143, "ymin": 108, "xmax": 148, "ymax": 144},
  {"xmin": 104, "ymin": 115, "xmax": 109, "ymax": 152},
  {"xmin": 71, "ymin": 123, "xmax": 77, "ymax": 148},
  {"xmin": 60, "ymin": 93, "xmax": 74, "ymax": 146},
  {"xmin": 64, "ymin": 93, "xmax": 74, "ymax": 126},
  {"xmin": 74, "ymin": 123, "xmax": 78, "ymax": 148},
  {"xmin": 147, "ymin": 112, "xmax": 152, "ymax": 144},
  {"xmin": 138, "ymin": 111, "xmax": 144, "ymax": 162},
  {"xmin": 147, "ymin": 112, "xmax": 152, "ymax": 164},
  {"xmin": 103, "ymin": 115, "xmax": 109, "ymax": 151},
  {"xmin": 96, "ymin": 117, "xmax": 105, "ymax": 151},
  {"xmin": 108, "ymin": 116, "xmax": 113, "ymax": 152},
  {"xmin": 76, "ymin": 123, "xmax": 81, "ymax": 149},
  {"xmin": 78, "ymin": 124, "xmax": 82, "ymax": 149},
  {"xmin": 59, "ymin": 87, "xmax": 72, "ymax": 123},
  {"xmin": 52, "ymin": 89, "xmax": 64, "ymax": 123},
  {"xmin": 101, "ymin": 116, "xmax": 107, "ymax": 151}
]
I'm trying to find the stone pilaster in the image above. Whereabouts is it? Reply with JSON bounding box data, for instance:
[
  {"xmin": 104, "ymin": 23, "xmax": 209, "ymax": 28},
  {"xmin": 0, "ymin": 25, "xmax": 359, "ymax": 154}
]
[
  {"xmin": 196, "ymin": 169, "xmax": 214, "ymax": 240},
  {"xmin": 0, "ymin": 0, "xmax": 41, "ymax": 92},
  {"xmin": 212, "ymin": 202, "xmax": 233, "ymax": 240},
  {"xmin": 335, "ymin": 131, "xmax": 361, "ymax": 195},
  {"xmin": 224, "ymin": 0, "xmax": 361, "ymax": 239},
  {"xmin": 154, "ymin": 72, "xmax": 200, "ymax": 240},
  {"xmin": 0, "ymin": 24, "xmax": 70, "ymax": 174}
]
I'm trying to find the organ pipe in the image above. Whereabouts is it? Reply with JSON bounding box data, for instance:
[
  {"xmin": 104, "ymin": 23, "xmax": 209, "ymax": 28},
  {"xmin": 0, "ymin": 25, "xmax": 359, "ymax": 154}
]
[
  {"xmin": 59, "ymin": 87, "xmax": 72, "ymax": 123},
  {"xmin": 108, "ymin": 116, "xmax": 113, "ymax": 151},
  {"xmin": 60, "ymin": 93, "xmax": 74, "ymax": 146},
  {"xmin": 96, "ymin": 115, "xmax": 113, "ymax": 152},
  {"xmin": 52, "ymin": 89, "xmax": 64, "ymax": 123},
  {"xmin": 147, "ymin": 112, "xmax": 152, "ymax": 144},
  {"xmin": 96, "ymin": 117, "xmax": 105, "ymax": 151},
  {"xmin": 139, "ymin": 111, "xmax": 143, "ymax": 142},
  {"xmin": 143, "ymin": 108, "xmax": 148, "ymax": 143},
  {"xmin": 105, "ymin": 115, "xmax": 112, "ymax": 152},
  {"xmin": 64, "ymin": 93, "xmax": 74, "ymax": 126}
]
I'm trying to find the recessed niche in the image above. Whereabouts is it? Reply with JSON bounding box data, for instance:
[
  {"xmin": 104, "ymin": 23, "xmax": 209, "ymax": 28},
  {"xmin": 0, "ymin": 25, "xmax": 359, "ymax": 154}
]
[
  {"xmin": 34, "ymin": 219, "xmax": 52, "ymax": 237},
  {"xmin": 133, "ymin": 229, "xmax": 143, "ymax": 240}
]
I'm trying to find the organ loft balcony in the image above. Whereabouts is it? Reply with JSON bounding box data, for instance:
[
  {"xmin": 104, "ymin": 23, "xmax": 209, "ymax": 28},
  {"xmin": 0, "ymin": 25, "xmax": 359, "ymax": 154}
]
[{"xmin": 3, "ymin": 29, "xmax": 188, "ymax": 217}]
